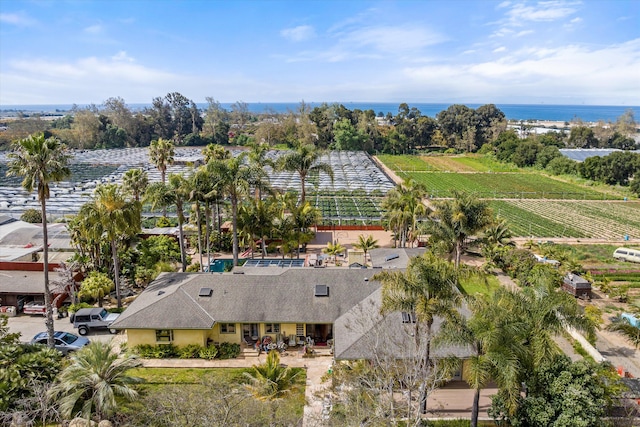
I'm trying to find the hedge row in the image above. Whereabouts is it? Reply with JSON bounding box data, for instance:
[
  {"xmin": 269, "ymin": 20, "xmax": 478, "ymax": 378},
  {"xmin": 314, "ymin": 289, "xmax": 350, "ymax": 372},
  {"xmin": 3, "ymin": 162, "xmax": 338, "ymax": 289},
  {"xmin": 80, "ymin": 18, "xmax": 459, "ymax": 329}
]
[{"xmin": 133, "ymin": 342, "xmax": 241, "ymax": 360}]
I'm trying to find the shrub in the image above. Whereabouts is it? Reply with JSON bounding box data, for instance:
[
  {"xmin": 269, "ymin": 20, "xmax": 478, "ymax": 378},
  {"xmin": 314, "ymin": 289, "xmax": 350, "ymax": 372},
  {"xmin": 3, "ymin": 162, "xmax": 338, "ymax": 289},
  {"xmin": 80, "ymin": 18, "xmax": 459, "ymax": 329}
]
[
  {"xmin": 68, "ymin": 302, "xmax": 93, "ymax": 313},
  {"xmin": 216, "ymin": 342, "xmax": 240, "ymax": 359},
  {"xmin": 186, "ymin": 263, "xmax": 201, "ymax": 272},
  {"xmin": 155, "ymin": 216, "xmax": 171, "ymax": 227},
  {"xmin": 20, "ymin": 208, "xmax": 42, "ymax": 223},
  {"xmin": 199, "ymin": 345, "xmax": 219, "ymax": 360},
  {"xmin": 179, "ymin": 344, "xmax": 203, "ymax": 359},
  {"xmin": 134, "ymin": 344, "xmax": 178, "ymax": 358}
]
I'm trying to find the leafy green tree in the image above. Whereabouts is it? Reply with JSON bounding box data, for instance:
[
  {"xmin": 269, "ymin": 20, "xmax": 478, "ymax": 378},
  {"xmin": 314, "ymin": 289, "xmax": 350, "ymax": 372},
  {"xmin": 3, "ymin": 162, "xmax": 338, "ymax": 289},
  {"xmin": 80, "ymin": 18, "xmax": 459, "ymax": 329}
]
[
  {"xmin": 84, "ymin": 184, "xmax": 141, "ymax": 308},
  {"xmin": 277, "ymin": 143, "xmax": 334, "ymax": 204},
  {"xmin": 546, "ymin": 155, "xmax": 578, "ymax": 175},
  {"xmin": 20, "ymin": 208, "xmax": 42, "ymax": 223},
  {"xmin": 6, "ymin": 133, "xmax": 71, "ymax": 347},
  {"xmin": 568, "ymin": 125, "xmax": 597, "ymax": 148},
  {"xmin": 511, "ymin": 139, "xmax": 543, "ymax": 167},
  {"xmin": 490, "ymin": 355, "xmax": 623, "ymax": 427},
  {"xmin": 202, "ymin": 142, "xmax": 231, "ymax": 163},
  {"xmin": 352, "ymin": 234, "xmax": 379, "ymax": 265},
  {"xmin": 426, "ymin": 191, "xmax": 494, "ymax": 267},
  {"xmin": 49, "ymin": 341, "xmax": 142, "ymax": 422},
  {"xmin": 238, "ymin": 197, "xmax": 277, "ymax": 259},
  {"xmin": 332, "ymin": 118, "xmax": 367, "ymax": 150},
  {"xmin": 122, "ymin": 168, "xmax": 149, "ymax": 202},
  {"xmin": 373, "ymin": 252, "xmax": 462, "ymax": 415},
  {"xmin": 322, "ymin": 241, "xmax": 346, "ymax": 264},
  {"xmin": 77, "ymin": 272, "xmax": 113, "ymax": 307}
]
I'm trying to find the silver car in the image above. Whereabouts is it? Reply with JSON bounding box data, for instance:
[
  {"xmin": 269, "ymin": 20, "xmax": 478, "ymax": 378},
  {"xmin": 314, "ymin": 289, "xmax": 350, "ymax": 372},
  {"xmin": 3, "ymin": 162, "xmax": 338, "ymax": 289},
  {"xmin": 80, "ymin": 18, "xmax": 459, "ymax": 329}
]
[{"xmin": 30, "ymin": 331, "xmax": 90, "ymax": 355}]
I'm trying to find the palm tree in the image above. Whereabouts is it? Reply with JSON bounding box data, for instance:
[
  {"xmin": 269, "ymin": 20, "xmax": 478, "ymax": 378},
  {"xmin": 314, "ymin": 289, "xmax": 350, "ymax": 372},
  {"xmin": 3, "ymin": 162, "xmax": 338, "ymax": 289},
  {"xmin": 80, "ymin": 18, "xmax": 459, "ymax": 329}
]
[
  {"xmin": 481, "ymin": 218, "xmax": 515, "ymax": 248},
  {"xmin": 323, "ymin": 241, "xmax": 346, "ymax": 264},
  {"xmin": 202, "ymin": 142, "xmax": 230, "ymax": 163},
  {"xmin": 145, "ymin": 173, "xmax": 190, "ymax": 271},
  {"xmin": 238, "ymin": 197, "xmax": 276, "ymax": 259},
  {"xmin": 426, "ymin": 190, "xmax": 493, "ymax": 267},
  {"xmin": 277, "ymin": 143, "xmax": 334, "ymax": 204},
  {"xmin": 49, "ymin": 341, "xmax": 142, "ymax": 422},
  {"xmin": 436, "ymin": 290, "xmax": 523, "ymax": 427},
  {"xmin": 352, "ymin": 234, "xmax": 379, "ymax": 265},
  {"xmin": 122, "ymin": 168, "xmax": 148, "ymax": 202},
  {"xmin": 606, "ymin": 315, "xmax": 640, "ymax": 348},
  {"xmin": 87, "ymin": 184, "xmax": 141, "ymax": 308},
  {"xmin": 244, "ymin": 351, "xmax": 300, "ymax": 402},
  {"xmin": 381, "ymin": 179, "xmax": 427, "ymax": 248},
  {"xmin": 373, "ymin": 252, "xmax": 462, "ymax": 415},
  {"xmin": 207, "ymin": 152, "xmax": 269, "ymax": 266},
  {"xmin": 189, "ymin": 168, "xmax": 211, "ymax": 271},
  {"xmin": 149, "ymin": 138, "xmax": 175, "ymax": 184},
  {"xmin": 287, "ymin": 200, "xmax": 321, "ymax": 258},
  {"xmin": 247, "ymin": 141, "xmax": 275, "ymax": 199},
  {"xmin": 6, "ymin": 133, "xmax": 71, "ymax": 348}
]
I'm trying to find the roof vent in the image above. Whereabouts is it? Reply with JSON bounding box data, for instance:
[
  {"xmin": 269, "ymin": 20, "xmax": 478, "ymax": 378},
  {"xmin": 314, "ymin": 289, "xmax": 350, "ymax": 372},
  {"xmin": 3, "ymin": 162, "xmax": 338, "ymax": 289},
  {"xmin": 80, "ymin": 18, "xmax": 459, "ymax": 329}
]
[
  {"xmin": 364, "ymin": 277, "xmax": 369, "ymax": 282},
  {"xmin": 401, "ymin": 312, "xmax": 416, "ymax": 323},
  {"xmin": 157, "ymin": 291, "xmax": 165, "ymax": 296},
  {"xmin": 314, "ymin": 284, "xmax": 329, "ymax": 297},
  {"xmin": 198, "ymin": 287, "xmax": 213, "ymax": 297},
  {"xmin": 233, "ymin": 271, "xmax": 245, "ymax": 274},
  {"xmin": 385, "ymin": 254, "xmax": 400, "ymax": 262}
]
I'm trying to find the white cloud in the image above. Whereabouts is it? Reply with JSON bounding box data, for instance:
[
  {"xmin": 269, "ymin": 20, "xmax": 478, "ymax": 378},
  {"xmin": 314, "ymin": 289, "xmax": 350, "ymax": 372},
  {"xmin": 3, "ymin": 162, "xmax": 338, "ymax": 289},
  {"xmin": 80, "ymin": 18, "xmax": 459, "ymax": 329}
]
[
  {"xmin": 0, "ymin": 53, "xmax": 180, "ymax": 104},
  {"xmin": 402, "ymin": 38, "xmax": 640, "ymax": 104},
  {"xmin": 498, "ymin": 1, "xmax": 512, "ymax": 8},
  {"xmin": 280, "ymin": 25, "xmax": 316, "ymax": 42},
  {"xmin": 570, "ymin": 17, "xmax": 582, "ymax": 23},
  {"xmin": 516, "ymin": 30, "xmax": 534, "ymax": 37},
  {"xmin": 493, "ymin": 46, "xmax": 507, "ymax": 53},
  {"xmin": 84, "ymin": 24, "xmax": 104, "ymax": 34},
  {"xmin": 506, "ymin": 1, "xmax": 581, "ymax": 23},
  {"xmin": 0, "ymin": 12, "xmax": 37, "ymax": 27}
]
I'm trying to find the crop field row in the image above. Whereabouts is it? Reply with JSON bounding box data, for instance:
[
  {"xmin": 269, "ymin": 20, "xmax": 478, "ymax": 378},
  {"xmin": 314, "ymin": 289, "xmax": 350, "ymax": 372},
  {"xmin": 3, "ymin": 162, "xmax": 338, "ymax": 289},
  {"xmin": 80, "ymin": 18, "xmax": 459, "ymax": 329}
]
[
  {"xmin": 489, "ymin": 201, "xmax": 586, "ymax": 238},
  {"xmin": 401, "ymin": 172, "xmax": 614, "ymax": 200},
  {"xmin": 311, "ymin": 195, "xmax": 384, "ymax": 221},
  {"xmin": 377, "ymin": 154, "xmax": 518, "ymax": 172},
  {"xmin": 490, "ymin": 200, "xmax": 640, "ymax": 239}
]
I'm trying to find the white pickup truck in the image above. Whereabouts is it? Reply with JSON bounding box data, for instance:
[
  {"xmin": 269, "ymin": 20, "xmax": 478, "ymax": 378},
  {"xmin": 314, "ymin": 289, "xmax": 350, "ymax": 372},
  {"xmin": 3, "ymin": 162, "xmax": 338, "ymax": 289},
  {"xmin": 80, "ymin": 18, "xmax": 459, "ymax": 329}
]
[{"xmin": 22, "ymin": 301, "xmax": 47, "ymax": 315}]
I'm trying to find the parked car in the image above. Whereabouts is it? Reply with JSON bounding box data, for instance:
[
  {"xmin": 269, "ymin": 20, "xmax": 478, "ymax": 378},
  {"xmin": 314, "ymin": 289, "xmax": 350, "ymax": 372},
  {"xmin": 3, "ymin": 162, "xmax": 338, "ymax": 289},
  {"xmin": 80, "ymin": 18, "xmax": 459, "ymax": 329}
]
[
  {"xmin": 72, "ymin": 307, "xmax": 120, "ymax": 336},
  {"xmin": 30, "ymin": 331, "xmax": 90, "ymax": 355}
]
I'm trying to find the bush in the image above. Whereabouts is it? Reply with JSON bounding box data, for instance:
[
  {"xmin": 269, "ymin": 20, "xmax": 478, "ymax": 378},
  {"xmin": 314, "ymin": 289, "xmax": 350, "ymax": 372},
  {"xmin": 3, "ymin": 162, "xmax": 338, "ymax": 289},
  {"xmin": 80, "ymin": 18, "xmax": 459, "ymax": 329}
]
[
  {"xmin": 186, "ymin": 263, "xmax": 201, "ymax": 272},
  {"xmin": 179, "ymin": 344, "xmax": 203, "ymax": 359},
  {"xmin": 20, "ymin": 208, "xmax": 42, "ymax": 223},
  {"xmin": 199, "ymin": 345, "xmax": 219, "ymax": 360},
  {"xmin": 216, "ymin": 342, "xmax": 240, "ymax": 359},
  {"xmin": 155, "ymin": 216, "xmax": 172, "ymax": 227},
  {"xmin": 134, "ymin": 344, "xmax": 178, "ymax": 358},
  {"xmin": 68, "ymin": 302, "xmax": 93, "ymax": 313}
]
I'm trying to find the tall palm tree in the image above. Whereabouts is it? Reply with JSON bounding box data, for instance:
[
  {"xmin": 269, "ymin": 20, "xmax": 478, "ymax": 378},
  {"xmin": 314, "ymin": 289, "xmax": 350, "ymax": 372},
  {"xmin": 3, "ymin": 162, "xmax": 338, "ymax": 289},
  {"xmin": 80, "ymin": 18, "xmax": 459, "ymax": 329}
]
[
  {"xmin": 6, "ymin": 133, "xmax": 71, "ymax": 348},
  {"xmin": 87, "ymin": 184, "xmax": 141, "ymax": 308},
  {"xmin": 247, "ymin": 141, "xmax": 275, "ymax": 199},
  {"xmin": 145, "ymin": 173, "xmax": 190, "ymax": 271},
  {"xmin": 149, "ymin": 138, "xmax": 174, "ymax": 217},
  {"xmin": 322, "ymin": 241, "xmax": 346, "ymax": 264},
  {"xmin": 287, "ymin": 200, "xmax": 321, "ymax": 258},
  {"xmin": 238, "ymin": 197, "xmax": 276, "ymax": 259},
  {"xmin": 277, "ymin": 143, "xmax": 334, "ymax": 204},
  {"xmin": 207, "ymin": 152, "xmax": 269, "ymax": 266},
  {"xmin": 426, "ymin": 190, "xmax": 493, "ymax": 267},
  {"xmin": 244, "ymin": 351, "xmax": 300, "ymax": 402},
  {"xmin": 381, "ymin": 179, "xmax": 428, "ymax": 248},
  {"xmin": 148, "ymin": 138, "xmax": 175, "ymax": 184},
  {"xmin": 373, "ymin": 252, "xmax": 462, "ymax": 415},
  {"xmin": 122, "ymin": 168, "xmax": 149, "ymax": 202},
  {"xmin": 189, "ymin": 168, "xmax": 212, "ymax": 271},
  {"xmin": 436, "ymin": 290, "xmax": 523, "ymax": 427},
  {"xmin": 352, "ymin": 234, "xmax": 379, "ymax": 265},
  {"xmin": 49, "ymin": 341, "xmax": 142, "ymax": 421},
  {"xmin": 202, "ymin": 142, "xmax": 230, "ymax": 163}
]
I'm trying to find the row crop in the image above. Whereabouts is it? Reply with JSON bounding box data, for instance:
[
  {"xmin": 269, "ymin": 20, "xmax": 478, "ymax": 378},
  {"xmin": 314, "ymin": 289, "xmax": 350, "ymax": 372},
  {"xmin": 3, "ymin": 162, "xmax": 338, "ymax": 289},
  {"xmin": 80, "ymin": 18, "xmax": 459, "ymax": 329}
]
[
  {"xmin": 402, "ymin": 172, "xmax": 614, "ymax": 200},
  {"xmin": 489, "ymin": 201, "xmax": 585, "ymax": 238},
  {"xmin": 509, "ymin": 200, "xmax": 640, "ymax": 240}
]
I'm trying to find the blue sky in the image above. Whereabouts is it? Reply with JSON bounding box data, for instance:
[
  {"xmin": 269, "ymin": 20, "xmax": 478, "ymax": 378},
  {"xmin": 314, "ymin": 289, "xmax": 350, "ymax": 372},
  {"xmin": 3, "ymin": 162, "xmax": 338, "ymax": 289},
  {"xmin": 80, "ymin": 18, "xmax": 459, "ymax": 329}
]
[{"xmin": 1, "ymin": 0, "xmax": 638, "ymax": 106}]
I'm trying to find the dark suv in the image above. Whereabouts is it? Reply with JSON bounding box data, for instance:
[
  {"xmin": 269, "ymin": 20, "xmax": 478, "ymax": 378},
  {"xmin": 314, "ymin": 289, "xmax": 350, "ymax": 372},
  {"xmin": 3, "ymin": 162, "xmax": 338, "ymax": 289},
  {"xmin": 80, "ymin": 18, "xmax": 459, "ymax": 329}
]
[{"xmin": 72, "ymin": 308, "xmax": 120, "ymax": 336}]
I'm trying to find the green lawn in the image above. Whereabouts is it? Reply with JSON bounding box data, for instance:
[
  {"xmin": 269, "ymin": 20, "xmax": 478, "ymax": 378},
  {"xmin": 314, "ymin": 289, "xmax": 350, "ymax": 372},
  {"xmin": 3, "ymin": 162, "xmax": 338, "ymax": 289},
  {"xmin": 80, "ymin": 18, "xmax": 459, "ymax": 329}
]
[
  {"xmin": 129, "ymin": 367, "xmax": 250, "ymax": 385},
  {"xmin": 458, "ymin": 274, "xmax": 501, "ymax": 296}
]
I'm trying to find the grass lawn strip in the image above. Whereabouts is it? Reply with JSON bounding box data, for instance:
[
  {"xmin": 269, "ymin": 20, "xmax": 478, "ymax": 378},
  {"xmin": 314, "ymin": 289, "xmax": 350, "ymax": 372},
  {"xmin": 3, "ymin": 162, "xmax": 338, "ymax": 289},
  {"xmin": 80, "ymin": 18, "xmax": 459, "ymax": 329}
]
[
  {"xmin": 458, "ymin": 274, "xmax": 501, "ymax": 296},
  {"xmin": 376, "ymin": 154, "xmax": 435, "ymax": 172}
]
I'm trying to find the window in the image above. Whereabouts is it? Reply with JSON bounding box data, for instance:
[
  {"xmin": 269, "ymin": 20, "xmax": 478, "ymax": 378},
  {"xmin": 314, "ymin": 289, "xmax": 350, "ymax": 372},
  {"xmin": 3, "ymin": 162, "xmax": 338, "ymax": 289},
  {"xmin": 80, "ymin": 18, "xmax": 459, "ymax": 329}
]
[
  {"xmin": 155, "ymin": 330, "xmax": 173, "ymax": 343},
  {"xmin": 296, "ymin": 324, "xmax": 305, "ymax": 336},
  {"xmin": 265, "ymin": 323, "xmax": 280, "ymax": 334},
  {"xmin": 401, "ymin": 312, "xmax": 416, "ymax": 323},
  {"xmin": 220, "ymin": 323, "xmax": 236, "ymax": 334}
]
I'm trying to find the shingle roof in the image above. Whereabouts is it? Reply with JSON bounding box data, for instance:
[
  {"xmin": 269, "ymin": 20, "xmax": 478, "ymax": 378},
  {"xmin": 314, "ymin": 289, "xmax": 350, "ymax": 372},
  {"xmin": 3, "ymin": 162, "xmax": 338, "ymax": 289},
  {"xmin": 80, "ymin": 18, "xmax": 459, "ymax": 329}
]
[
  {"xmin": 369, "ymin": 247, "xmax": 425, "ymax": 269},
  {"xmin": 0, "ymin": 270, "xmax": 46, "ymax": 294},
  {"xmin": 111, "ymin": 269, "xmax": 381, "ymax": 330}
]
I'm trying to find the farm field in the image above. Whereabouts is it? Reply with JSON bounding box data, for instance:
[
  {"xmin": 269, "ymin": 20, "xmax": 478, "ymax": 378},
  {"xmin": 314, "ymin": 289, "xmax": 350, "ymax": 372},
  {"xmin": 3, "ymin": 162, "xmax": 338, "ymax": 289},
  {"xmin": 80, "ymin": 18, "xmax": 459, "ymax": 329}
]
[
  {"xmin": 377, "ymin": 154, "xmax": 518, "ymax": 172},
  {"xmin": 490, "ymin": 200, "xmax": 640, "ymax": 239},
  {"xmin": 402, "ymin": 172, "xmax": 616, "ymax": 200}
]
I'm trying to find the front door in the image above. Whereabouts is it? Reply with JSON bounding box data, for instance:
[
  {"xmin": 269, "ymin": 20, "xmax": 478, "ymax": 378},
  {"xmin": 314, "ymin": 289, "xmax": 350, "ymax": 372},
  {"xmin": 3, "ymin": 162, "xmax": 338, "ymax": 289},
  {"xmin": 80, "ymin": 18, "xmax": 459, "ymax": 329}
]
[{"xmin": 242, "ymin": 324, "xmax": 259, "ymax": 342}]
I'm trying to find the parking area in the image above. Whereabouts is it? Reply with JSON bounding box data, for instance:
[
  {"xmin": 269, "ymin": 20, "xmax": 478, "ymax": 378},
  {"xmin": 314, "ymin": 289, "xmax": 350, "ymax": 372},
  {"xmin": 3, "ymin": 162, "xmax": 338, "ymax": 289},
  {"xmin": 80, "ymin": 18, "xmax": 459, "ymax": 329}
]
[{"xmin": 5, "ymin": 313, "xmax": 120, "ymax": 344}]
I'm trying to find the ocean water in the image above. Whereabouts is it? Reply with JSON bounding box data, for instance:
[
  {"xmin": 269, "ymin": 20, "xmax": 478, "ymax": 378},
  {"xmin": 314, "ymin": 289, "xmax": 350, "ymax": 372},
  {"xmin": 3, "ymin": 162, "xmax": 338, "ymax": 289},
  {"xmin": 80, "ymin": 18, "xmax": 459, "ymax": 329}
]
[{"xmin": 2, "ymin": 102, "xmax": 638, "ymax": 123}]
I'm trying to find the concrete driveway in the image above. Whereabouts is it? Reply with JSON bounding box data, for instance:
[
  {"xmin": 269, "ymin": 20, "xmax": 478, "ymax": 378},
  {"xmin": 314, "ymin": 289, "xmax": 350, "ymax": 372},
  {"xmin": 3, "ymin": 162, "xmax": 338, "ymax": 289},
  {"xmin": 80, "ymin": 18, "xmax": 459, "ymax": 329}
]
[{"xmin": 5, "ymin": 313, "xmax": 120, "ymax": 344}]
